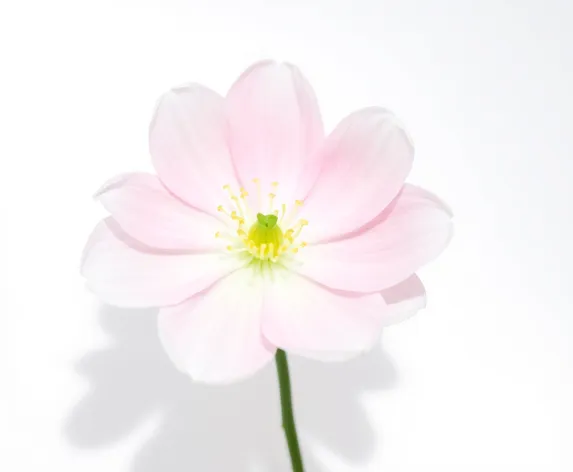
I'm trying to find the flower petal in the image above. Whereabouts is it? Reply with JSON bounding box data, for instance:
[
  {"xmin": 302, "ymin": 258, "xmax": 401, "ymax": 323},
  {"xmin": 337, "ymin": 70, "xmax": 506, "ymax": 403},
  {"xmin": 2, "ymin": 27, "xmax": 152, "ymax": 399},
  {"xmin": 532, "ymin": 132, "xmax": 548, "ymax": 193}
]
[
  {"xmin": 262, "ymin": 270, "xmax": 386, "ymax": 358},
  {"xmin": 290, "ymin": 275, "xmax": 426, "ymax": 362},
  {"xmin": 81, "ymin": 219, "xmax": 245, "ymax": 308},
  {"xmin": 158, "ymin": 269, "xmax": 275, "ymax": 384},
  {"xmin": 226, "ymin": 60, "xmax": 324, "ymax": 203},
  {"xmin": 149, "ymin": 84, "xmax": 238, "ymax": 214},
  {"xmin": 300, "ymin": 107, "xmax": 414, "ymax": 242},
  {"xmin": 296, "ymin": 184, "xmax": 453, "ymax": 292},
  {"xmin": 381, "ymin": 274, "xmax": 426, "ymax": 325},
  {"xmin": 95, "ymin": 173, "xmax": 226, "ymax": 251}
]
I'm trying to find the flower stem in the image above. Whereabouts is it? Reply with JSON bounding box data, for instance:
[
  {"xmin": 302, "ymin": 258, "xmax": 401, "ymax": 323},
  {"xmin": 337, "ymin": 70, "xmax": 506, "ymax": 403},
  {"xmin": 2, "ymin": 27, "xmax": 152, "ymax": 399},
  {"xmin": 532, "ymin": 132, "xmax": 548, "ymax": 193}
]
[{"xmin": 275, "ymin": 349, "xmax": 305, "ymax": 472}]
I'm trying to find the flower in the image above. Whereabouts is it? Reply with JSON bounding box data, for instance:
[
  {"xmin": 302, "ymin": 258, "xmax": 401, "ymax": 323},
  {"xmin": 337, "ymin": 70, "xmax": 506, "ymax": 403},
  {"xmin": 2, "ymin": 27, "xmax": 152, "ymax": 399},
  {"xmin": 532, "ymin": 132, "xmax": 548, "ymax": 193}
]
[{"xmin": 81, "ymin": 60, "xmax": 453, "ymax": 384}]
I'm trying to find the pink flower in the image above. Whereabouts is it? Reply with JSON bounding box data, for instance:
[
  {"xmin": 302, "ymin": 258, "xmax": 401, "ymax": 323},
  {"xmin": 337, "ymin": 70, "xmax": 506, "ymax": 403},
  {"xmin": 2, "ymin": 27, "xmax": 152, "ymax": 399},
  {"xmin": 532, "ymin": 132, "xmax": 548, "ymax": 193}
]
[{"xmin": 82, "ymin": 60, "xmax": 453, "ymax": 384}]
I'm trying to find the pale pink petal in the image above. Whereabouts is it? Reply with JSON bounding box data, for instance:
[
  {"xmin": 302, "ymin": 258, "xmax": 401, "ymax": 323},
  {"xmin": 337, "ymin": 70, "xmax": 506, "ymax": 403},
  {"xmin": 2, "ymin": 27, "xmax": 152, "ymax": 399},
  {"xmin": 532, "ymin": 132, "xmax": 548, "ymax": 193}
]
[
  {"xmin": 381, "ymin": 274, "xmax": 427, "ymax": 325},
  {"xmin": 299, "ymin": 107, "xmax": 414, "ymax": 242},
  {"xmin": 262, "ymin": 270, "xmax": 386, "ymax": 359},
  {"xmin": 226, "ymin": 60, "xmax": 324, "ymax": 203},
  {"xmin": 81, "ymin": 219, "xmax": 246, "ymax": 308},
  {"xmin": 149, "ymin": 84, "xmax": 238, "ymax": 214},
  {"xmin": 95, "ymin": 173, "xmax": 227, "ymax": 251},
  {"xmin": 158, "ymin": 269, "xmax": 275, "ymax": 384},
  {"xmin": 291, "ymin": 275, "xmax": 426, "ymax": 361},
  {"xmin": 296, "ymin": 184, "xmax": 453, "ymax": 292}
]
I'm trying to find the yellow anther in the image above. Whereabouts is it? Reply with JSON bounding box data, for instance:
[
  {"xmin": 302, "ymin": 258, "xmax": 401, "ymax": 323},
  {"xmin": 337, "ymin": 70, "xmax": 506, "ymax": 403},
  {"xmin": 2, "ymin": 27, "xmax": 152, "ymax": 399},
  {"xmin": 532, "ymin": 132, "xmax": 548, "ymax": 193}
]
[
  {"xmin": 217, "ymin": 205, "xmax": 224, "ymax": 212},
  {"xmin": 252, "ymin": 177, "xmax": 262, "ymax": 207},
  {"xmin": 291, "ymin": 219, "xmax": 308, "ymax": 240},
  {"xmin": 223, "ymin": 184, "xmax": 240, "ymax": 206},
  {"xmin": 268, "ymin": 193, "xmax": 276, "ymax": 212},
  {"xmin": 237, "ymin": 229, "xmax": 246, "ymax": 237},
  {"xmin": 300, "ymin": 241, "xmax": 307, "ymax": 248},
  {"xmin": 295, "ymin": 200, "xmax": 304, "ymax": 206},
  {"xmin": 226, "ymin": 245, "xmax": 233, "ymax": 251},
  {"xmin": 230, "ymin": 212, "xmax": 244, "ymax": 224},
  {"xmin": 292, "ymin": 247, "xmax": 299, "ymax": 254},
  {"xmin": 240, "ymin": 188, "xmax": 249, "ymax": 197},
  {"xmin": 215, "ymin": 231, "xmax": 221, "ymax": 238},
  {"xmin": 271, "ymin": 181, "xmax": 279, "ymax": 187}
]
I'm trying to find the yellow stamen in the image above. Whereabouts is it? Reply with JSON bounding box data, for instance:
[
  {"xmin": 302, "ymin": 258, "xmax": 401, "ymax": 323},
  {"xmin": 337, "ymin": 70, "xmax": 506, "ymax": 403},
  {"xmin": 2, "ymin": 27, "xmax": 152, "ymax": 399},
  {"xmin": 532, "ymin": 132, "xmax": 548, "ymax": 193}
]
[
  {"xmin": 282, "ymin": 199, "xmax": 304, "ymax": 227},
  {"xmin": 216, "ymin": 180, "xmax": 309, "ymax": 263},
  {"xmin": 223, "ymin": 184, "xmax": 236, "ymax": 199},
  {"xmin": 253, "ymin": 178, "xmax": 261, "ymax": 207},
  {"xmin": 217, "ymin": 205, "xmax": 232, "ymax": 218},
  {"xmin": 292, "ymin": 219, "xmax": 308, "ymax": 240}
]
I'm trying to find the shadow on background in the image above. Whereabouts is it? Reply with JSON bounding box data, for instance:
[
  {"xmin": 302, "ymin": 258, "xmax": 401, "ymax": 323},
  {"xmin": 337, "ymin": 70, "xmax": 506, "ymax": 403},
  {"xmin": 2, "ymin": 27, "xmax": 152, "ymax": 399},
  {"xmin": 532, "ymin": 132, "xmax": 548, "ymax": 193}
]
[{"xmin": 65, "ymin": 305, "xmax": 398, "ymax": 471}]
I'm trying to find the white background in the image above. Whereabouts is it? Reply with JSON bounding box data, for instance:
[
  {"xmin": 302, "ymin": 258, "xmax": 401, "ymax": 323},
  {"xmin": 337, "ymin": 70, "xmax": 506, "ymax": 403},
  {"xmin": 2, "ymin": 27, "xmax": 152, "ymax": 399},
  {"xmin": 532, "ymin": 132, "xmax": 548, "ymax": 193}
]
[{"xmin": 1, "ymin": 0, "xmax": 572, "ymax": 470}]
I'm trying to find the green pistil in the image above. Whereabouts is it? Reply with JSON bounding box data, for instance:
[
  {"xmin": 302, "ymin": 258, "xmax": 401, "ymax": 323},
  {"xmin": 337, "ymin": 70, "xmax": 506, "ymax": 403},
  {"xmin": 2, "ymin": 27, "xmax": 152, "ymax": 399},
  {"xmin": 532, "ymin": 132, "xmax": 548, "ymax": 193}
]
[
  {"xmin": 249, "ymin": 213, "xmax": 284, "ymax": 255},
  {"xmin": 256, "ymin": 212, "xmax": 279, "ymax": 228}
]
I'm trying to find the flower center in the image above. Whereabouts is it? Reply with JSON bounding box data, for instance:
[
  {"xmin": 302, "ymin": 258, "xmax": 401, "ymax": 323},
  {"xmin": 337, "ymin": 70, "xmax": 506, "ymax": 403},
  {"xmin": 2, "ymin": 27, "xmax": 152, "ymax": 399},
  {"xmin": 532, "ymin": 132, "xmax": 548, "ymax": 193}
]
[
  {"xmin": 248, "ymin": 213, "xmax": 284, "ymax": 258},
  {"xmin": 215, "ymin": 180, "xmax": 308, "ymax": 263}
]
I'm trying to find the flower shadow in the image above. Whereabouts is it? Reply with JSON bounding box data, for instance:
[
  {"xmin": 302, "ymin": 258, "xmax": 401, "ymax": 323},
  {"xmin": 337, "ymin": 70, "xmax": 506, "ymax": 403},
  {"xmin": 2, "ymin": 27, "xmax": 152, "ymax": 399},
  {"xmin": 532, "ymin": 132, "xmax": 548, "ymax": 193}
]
[{"xmin": 65, "ymin": 305, "xmax": 398, "ymax": 471}]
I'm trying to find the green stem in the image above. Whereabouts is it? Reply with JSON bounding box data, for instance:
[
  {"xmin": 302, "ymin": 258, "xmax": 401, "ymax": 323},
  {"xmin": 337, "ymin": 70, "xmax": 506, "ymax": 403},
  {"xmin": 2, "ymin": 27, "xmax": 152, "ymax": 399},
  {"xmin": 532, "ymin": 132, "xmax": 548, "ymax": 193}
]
[{"xmin": 275, "ymin": 349, "xmax": 305, "ymax": 472}]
